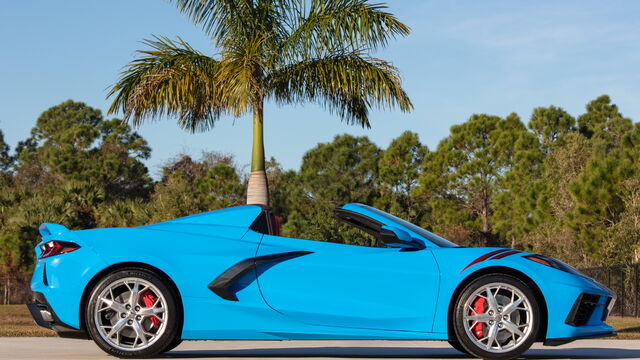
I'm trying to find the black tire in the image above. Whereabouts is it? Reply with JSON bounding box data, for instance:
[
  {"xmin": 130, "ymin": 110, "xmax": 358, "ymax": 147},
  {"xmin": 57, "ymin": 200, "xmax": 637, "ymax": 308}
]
[
  {"xmin": 452, "ymin": 274, "xmax": 539, "ymax": 360},
  {"xmin": 448, "ymin": 339, "xmax": 471, "ymax": 356},
  {"xmin": 160, "ymin": 302, "xmax": 184, "ymax": 353},
  {"xmin": 86, "ymin": 268, "xmax": 181, "ymax": 358},
  {"xmin": 162, "ymin": 337, "xmax": 183, "ymax": 353}
]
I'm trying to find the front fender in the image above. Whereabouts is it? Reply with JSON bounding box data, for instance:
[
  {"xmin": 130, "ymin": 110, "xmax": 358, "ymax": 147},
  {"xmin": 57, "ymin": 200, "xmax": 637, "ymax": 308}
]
[{"xmin": 430, "ymin": 248, "xmax": 614, "ymax": 339}]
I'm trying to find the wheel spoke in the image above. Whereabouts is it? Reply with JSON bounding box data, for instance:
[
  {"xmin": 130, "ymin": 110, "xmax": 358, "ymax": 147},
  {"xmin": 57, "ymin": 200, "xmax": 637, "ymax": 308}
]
[
  {"xmin": 503, "ymin": 298, "xmax": 524, "ymax": 315},
  {"xmin": 132, "ymin": 321, "xmax": 148, "ymax": 346},
  {"xmin": 486, "ymin": 324, "xmax": 498, "ymax": 349},
  {"xmin": 129, "ymin": 280, "xmax": 140, "ymax": 306},
  {"xmin": 138, "ymin": 306, "xmax": 164, "ymax": 317},
  {"xmin": 464, "ymin": 313, "xmax": 492, "ymax": 323},
  {"xmin": 486, "ymin": 287, "xmax": 499, "ymax": 311},
  {"xmin": 467, "ymin": 320, "xmax": 478, "ymax": 332},
  {"xmin": 503, "ymin": 320, "xmax": 525, "ymax": 337},
  {"xmin": 99, "ymin": 297, "xmax": 127, "ymax": 313},
  {"xmin": 107, "ymin": 318, "xmax": 127, "ymax": 338}
]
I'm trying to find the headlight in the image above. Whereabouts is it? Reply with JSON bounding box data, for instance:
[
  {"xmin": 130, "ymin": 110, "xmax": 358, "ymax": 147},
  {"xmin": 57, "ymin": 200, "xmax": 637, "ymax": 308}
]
[{"xmin": 523, "ymin": 254, "xmax": 588, "ymax": 278}]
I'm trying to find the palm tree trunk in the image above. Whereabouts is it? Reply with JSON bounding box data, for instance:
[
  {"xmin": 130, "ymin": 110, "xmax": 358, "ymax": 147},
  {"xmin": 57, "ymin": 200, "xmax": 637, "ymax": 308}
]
[{"xmin": 246, "ymin": 100, "xmax": 269, "ymax": 205}]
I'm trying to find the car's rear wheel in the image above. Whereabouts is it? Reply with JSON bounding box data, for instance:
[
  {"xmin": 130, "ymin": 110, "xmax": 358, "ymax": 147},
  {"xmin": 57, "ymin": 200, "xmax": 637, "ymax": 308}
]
[
  {"xmin": 86, "ymin": 268, "xmax": 180, "ymax": 358},
  {"xmin": 453, "ymin": 274, "xmax": 539, "ymax": 360}
]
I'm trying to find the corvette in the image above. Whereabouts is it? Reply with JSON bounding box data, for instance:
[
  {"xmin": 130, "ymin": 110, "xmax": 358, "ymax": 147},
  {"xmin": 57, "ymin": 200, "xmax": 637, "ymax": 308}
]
[{"xmin": 28, "ymin": 203, "xmax": 615, "ymax": 359}]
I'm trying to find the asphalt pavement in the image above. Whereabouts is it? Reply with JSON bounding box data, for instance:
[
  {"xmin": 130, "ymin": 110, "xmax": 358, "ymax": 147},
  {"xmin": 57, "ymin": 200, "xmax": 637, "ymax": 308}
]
[{"xmin": 0, "ymin": 338, "xmax": 638, "ymax": 360}]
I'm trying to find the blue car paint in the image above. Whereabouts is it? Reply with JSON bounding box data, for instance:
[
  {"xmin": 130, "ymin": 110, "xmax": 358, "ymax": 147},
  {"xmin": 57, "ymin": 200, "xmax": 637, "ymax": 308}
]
[
  {"xmin": 31, "ymin": 203, "xmax": 614, "ymax": 342},
  {"xmin": 256, "ymin": 234, "xmax": 442, "ymax": 334}
]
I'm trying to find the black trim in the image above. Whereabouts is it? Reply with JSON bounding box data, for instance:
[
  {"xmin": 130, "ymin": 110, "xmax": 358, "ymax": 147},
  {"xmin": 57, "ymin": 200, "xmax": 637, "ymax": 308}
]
[
  {"xmin": 249, "ymin": 210, "xmax": 271, "ymax": 235},
  {"xmin": 249, "ymin": 207, "xmax": 276, "ymax": 235},
  {"xmin": 334, "ymin": 208, "xmax": 383, "ymax": 238},
  {"xmin": 27, "ymin": 303, "xmax": 52, "ymax": 329},
  {"xmin": 543, "ymin": 331, "xmax": 617, "ymax": 346},
  {"xmin": 208, "ymin": 251, "xmax": 312, "ymax": 301},
  {"xmin": 27, "ymin": 292, "xmax": 89, "ymax": 339},
  {"xmin": 42, "ymin": 263, "xmax": 48, "ymax": 286},
  {"xmin": 565, "ymin": 293, "xmax": 599, "ymax": 326},
  {"xmin": 379, "ymin": 228, "xmax": 425, "ymax": 250}
]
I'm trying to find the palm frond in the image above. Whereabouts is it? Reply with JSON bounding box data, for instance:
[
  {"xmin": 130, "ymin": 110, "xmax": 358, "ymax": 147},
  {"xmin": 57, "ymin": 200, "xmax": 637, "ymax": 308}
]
[
  {"xmin": 214, "ymin": 34, "xmax": 273, "ymax": 114},
  {"xmin": 268, "ymin": 51, "xmax": 413, "ymax": 127},
  {"xmin": 172, "ymin": 0, "xmax": 291, "ymax": 71},
  {"xmin": 173, "ymin": 0, "xmax": 260, "ymax": 45},
  {"xmin": 109, "ymin": 1, "xmax": 413, "ymax": 132},
  {"xmin": 281, "ymin": 0, "xmax": 410, "ymax": 60},
  {"xmin": 107, "ymin": 36, "xmax": 226, "ymax": 132}
]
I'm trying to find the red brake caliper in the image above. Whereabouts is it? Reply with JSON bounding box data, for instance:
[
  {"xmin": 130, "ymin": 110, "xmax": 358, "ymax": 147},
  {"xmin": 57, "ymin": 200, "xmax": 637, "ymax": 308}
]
[
  {"xmin": 471, "ymin": 297, "xmax": 486, "ymax": 338},
  {"xmin": 139, "ymin": 290, "xmax": 160, "ymax": 328}
]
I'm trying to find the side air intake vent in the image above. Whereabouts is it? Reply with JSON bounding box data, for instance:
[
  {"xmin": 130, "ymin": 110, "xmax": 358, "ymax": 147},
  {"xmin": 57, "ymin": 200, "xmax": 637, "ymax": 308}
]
[{"xmin": 566, "ymin": 293, "xmax": 599, "ymax": 326}]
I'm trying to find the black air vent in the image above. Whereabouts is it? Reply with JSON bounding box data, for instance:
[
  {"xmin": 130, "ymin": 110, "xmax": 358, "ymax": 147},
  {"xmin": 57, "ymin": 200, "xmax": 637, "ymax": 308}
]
[
  {"xmin": 566, "ymin": 293, "xmax": 599, "ymax": 326},
  {"xmin": 42, "ymin": 264, "xmax": 48, "ymax": 286}
]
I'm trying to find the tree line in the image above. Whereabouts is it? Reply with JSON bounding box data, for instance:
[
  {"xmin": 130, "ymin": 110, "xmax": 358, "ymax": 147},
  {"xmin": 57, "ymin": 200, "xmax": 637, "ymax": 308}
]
[{"xmin": 1, "ymin": 96, "xmax": 639, "ymax": 272}]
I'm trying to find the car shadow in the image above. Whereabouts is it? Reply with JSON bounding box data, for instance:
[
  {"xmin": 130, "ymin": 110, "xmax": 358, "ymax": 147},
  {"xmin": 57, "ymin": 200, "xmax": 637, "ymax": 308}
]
[
  {"xmin": 162, "ymin": 346, "xmax": 640, "ymax": 359},
  {"xmin": 524, "ymin": 347, "xmax": 640, "ymax": 359}
]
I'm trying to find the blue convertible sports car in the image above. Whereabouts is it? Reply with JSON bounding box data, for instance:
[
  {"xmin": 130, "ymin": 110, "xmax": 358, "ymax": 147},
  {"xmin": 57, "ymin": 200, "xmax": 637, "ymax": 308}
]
[{"xmin": 28, "ymin": 203, "xmax": 615, "ymax": 359}]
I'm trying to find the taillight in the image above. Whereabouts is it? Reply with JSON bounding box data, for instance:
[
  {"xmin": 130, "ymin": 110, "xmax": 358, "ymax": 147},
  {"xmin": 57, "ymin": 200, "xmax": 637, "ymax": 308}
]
[{"xmin": 39, "ymin": 241, "xmax": 80, "ymax": 259}]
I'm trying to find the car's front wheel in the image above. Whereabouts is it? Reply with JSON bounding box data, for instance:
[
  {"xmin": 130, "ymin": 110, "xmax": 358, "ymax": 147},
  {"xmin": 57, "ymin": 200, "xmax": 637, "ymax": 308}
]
[
  {"xmin": 447, "ymin": 339, "xmax": 470, "ymax": 356},
  {"xmin": 452, "ymin": 274, "xmax": 539, "ymax": 359},
  {"xmin": 86, "ymin": 268, "xmax": 181, "ymax": 358}
]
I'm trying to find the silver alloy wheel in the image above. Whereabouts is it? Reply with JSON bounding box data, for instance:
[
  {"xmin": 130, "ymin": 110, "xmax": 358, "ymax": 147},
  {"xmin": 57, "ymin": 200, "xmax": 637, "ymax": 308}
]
[
  {"xmin": 93, "ymin": 277, "xmax": 168, "ymax": 351},
  {"xmin": 462, "ymin": 282, "xmax": 533, "ymax": 353}
]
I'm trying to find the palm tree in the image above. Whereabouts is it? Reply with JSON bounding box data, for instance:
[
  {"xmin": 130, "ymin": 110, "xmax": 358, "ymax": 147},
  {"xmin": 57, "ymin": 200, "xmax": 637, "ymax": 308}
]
[{"xmin": 108, "ymin": 0, "xmax": 412, "ymax": 206}]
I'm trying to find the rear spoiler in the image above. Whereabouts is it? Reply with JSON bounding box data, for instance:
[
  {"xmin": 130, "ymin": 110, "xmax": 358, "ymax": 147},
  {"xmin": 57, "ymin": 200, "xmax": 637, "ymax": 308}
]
[{"xmin": 39, "ymin": 223, "xmax": 71, "ymax": 238}]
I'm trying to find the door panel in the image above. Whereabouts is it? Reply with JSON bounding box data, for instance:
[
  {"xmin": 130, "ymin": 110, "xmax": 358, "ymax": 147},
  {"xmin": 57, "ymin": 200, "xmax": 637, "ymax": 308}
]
[{"xmin": 256, "ymin": 235, "xmax": 440, "ymax": 332}]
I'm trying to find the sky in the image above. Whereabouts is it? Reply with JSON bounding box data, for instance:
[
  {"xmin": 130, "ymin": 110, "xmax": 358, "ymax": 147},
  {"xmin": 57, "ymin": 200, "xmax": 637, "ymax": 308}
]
[{"xmin": 1, "ymin": 0, "xmax": 638, "ymax": 177}]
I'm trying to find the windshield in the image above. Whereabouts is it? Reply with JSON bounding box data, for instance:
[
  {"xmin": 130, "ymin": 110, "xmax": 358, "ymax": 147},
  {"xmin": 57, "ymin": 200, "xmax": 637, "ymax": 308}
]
[{"xmin": 360, "ymin": 205, "xmax": 459, "ymax": 248}]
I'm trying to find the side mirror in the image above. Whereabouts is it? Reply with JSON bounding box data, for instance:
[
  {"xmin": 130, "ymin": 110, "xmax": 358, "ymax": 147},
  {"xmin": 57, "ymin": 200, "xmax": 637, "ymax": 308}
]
[{"xmin": 379, "ymin": 226, "xmax": 425, "ymax": 250}]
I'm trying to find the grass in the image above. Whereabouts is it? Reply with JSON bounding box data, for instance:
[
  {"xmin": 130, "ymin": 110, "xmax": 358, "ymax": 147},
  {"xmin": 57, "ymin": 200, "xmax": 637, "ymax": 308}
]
[
  {"xmin": 0, "ymin": 305, "xmax": 55, "ymax": 337},
  {"xmin": 608, "ymin": 316, "xmax": 640, "ymax": 340},
  {"xmin": 0, "ymin": 304, "xmax": 638, "ymax": 339}
]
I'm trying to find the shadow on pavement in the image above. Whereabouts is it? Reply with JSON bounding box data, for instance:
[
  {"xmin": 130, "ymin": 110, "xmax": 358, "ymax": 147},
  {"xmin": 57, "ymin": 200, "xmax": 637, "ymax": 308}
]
[
  {"xmin": 163, "ymin": 347, "xmax": 466, "ymax": 358},
  {"xmin": 163, "ymin": 346, "xmax": 640, "ymax": 359},
  {"xmin": 525, "ymin": 347, "xmax": 640, "ymax": 359}
]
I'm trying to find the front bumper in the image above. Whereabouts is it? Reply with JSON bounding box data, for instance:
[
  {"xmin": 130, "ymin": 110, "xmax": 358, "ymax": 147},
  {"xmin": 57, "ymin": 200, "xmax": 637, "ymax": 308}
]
[
  {"xmin": 27, "ymin": 292, "xmax": 88, "ymax": 339},
  {"xmin": 542, "ymin": 287, "xmax": 617, "ymax": 345},
  {"xmin": 544, "ymin": 330, "xmax": 617, "ymax": 346}
]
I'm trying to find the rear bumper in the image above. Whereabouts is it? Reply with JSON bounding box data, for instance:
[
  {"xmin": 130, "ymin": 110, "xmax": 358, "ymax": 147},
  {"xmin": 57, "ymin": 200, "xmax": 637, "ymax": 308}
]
[{"xmin": 27, "ymin": 292, "xmax": 88, "ymax": 339}]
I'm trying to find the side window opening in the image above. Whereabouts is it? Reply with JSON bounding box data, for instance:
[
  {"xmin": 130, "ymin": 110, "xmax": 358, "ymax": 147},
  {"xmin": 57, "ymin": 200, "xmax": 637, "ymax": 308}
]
[
  {"xmin": 252, "ymin": 207, "xmax": 383, "ymax": 247},
  {"xmin": 249, "ymin": 211, "xmax": 270, "ymax": 234},
  {"xmin": 249, "ymin": 208, "xmax": 280, "ymax": 236}
]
